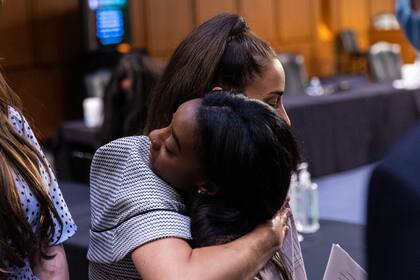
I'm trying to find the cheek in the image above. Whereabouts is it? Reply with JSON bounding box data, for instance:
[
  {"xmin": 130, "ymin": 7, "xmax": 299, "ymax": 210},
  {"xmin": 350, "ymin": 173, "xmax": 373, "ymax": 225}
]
[{"xmin": 151, "ymin": 155, "xmax": 196, "ymax": 191}]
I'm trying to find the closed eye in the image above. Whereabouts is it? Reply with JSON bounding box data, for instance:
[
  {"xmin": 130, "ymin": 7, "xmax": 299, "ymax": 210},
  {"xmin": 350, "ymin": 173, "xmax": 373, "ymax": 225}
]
[{"xmin": 164, "ymin": 145, "xmax": 175, "ymax": 156}]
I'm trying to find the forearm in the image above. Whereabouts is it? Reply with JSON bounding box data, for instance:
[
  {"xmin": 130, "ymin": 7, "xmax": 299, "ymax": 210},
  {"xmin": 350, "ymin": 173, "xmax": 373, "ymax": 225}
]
[
  {"xmin": 186, "ymin": 227, "xmax": 278, "ymax": 280},
  {"xmin": 32, "ymin": 245, "xmax": 69, "ymax": 280},
  {"xmin": 133, "ymin": 227, "xmax": 278, "ymax": 280}
]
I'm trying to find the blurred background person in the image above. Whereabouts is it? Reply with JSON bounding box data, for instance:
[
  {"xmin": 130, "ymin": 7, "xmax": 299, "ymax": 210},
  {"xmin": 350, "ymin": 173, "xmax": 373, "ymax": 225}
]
[
  {"xmin": 367, "ymin": 1, "xmax": 420, "ymax": 279},
  {"xmin": 99, "ymin": 52, "xmax": 162, "ymax": 146}
]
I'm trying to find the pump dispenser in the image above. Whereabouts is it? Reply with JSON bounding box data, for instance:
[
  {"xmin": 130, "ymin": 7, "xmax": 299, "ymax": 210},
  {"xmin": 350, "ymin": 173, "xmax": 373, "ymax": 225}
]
[{"xmin": 289, "ymin": 162, "xmax": 320, "ymax": 234}]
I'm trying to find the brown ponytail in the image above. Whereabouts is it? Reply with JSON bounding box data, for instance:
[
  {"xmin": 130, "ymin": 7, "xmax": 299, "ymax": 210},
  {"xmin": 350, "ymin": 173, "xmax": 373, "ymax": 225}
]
[
  {"xmin": 144, "ymin": 14, "xmax": 247, "ymax": 133},
  {"xmin": 144, "ymin": 13, "xmax": 277, "ymax": 133}
]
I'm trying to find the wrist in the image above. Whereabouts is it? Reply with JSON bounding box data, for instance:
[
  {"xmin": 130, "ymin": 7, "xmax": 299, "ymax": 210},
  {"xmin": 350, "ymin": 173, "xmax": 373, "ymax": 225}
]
[{"xmin": 252, "ymin": 224, "xmax": 280, "ymax": 255}]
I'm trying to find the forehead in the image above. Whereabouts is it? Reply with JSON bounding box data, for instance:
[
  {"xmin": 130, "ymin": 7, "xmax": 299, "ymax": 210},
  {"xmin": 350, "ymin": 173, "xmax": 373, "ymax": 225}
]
[
  {"xmin": 172, "ymin": 99, "xmax": 200, "ymax": 148},
  {"xmin": 246, "ymin": 58, "xmax": 285, "ymax": 95}
]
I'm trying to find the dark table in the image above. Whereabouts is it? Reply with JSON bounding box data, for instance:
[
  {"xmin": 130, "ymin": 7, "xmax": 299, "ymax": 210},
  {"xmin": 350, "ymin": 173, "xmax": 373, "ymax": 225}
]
[
  {"xmin": 56, "ymin": 76, "xmax": 420, "ymax": 181},
  {"xmin": 60, "ymin": 182, "xmax": 365, "ymax": 280},
  {"xmin": 300, "ymin": 220, "xmax": 365, "ymax": 280},
  {"xmin": 285, "ymin": 76, "xmax": 420, "ymax": 177}
]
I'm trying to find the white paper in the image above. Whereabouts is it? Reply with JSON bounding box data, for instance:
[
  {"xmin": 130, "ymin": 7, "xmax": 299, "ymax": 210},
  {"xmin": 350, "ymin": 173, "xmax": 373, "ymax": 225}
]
[{"xmin": 322, "ymin": 244, "xmax": 367, "ymax": 280}]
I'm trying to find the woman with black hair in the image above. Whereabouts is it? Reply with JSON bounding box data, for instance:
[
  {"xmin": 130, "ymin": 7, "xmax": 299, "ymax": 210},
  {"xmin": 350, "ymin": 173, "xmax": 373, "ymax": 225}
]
[
  {"xmin": 150, "ymin": 92, "xmax": 300, "ymax": 280},
  {"xmin": 89, "ymin": 92, "xmax": 298, "ymax": 279}
]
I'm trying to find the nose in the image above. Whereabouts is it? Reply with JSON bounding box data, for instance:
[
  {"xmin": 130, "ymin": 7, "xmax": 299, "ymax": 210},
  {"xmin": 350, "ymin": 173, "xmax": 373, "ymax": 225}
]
[
  {"xmin": 277, "ymin": 105, "xmax": 291, "ymax": 127},
  {"xmin": 148, "ymin": 127, "xmax": 166, "ymax": 150}
]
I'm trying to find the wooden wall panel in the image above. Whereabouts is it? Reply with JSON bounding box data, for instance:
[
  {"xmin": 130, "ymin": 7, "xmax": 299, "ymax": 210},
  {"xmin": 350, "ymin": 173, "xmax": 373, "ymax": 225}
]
[
  {"xmin": 32, "ymin": 0, "xmax": 81, "ymax": 65},
  {"xmin": 195, "ymin": 0, "xmax": 237, "ymax": 24},
  {"xmin": 0, "ymin": 0, "xmax": 33, "ymax": 67},
  {"xmin": 276, "ymin": 0, "xmax": 313, "ymax": 42},
  {"xmin": 239, "ymin": 0, "xmax": 275, "ymax": 42},
  {"xmin": 145, "ymin": 0, "xmax": 194, "ymax": 58},
  {"xmin": 339, "ymin": 0, "xmax": 369, "ymax": 31},
  {"xmin": 329, "ymin": 0, "xmax": 370, "ymax": 49},
  {"xmin": 130, "ymin": 0, "xmax": 147, "ymax": 49},
  {"xmin": 5, "ymin": 68, "xmax": 71, "ymax": 139},
  {"xmin": 369, "ymin": 0, "xmax": 395, "ymax": 17}
]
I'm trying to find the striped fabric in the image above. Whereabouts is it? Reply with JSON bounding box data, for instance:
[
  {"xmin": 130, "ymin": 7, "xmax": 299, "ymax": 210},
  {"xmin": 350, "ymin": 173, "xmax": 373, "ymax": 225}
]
[{"xmin": 88, "ymin": 136, "xmax": 191, "ymax": 279}]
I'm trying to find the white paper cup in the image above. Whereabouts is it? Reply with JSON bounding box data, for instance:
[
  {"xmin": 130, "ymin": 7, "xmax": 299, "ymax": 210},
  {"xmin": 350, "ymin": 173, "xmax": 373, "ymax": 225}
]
[{"xmin": 83, "ymin": 97, "xmax": 103, "ymax": 127}]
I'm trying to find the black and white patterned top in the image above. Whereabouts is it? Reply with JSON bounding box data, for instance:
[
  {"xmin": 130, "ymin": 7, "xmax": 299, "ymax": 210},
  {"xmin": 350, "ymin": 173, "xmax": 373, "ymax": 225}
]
[
  {"xmin": 6, "ymin": 107, "xmax": 77, "ymax": 280},
  {"xmin": 88, "ymin": 136, "xmax": 191, "ymax": 279}
]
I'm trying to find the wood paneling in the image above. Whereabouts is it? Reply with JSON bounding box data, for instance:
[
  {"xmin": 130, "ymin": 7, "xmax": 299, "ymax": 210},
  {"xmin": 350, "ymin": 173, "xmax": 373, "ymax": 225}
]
[
  {"xmin": 5, "ymin": 68, "xmax": 72, "ymax": 139},
  {"xmin": 239, "ymin": 0, "xmax": 275, "ymax": 41},
  {"xmin": 130, "ymin": 0, "xmax": 147, "ymax": 49},
  {"xmin": 32, "ymin": 0, "xmax": 81, "ymax": 65},
  {"xmin": 276, "ymin": 0, "xmax": 313, "ymax": 42},
  {"xmin": 0, "ymin": 0, "xmax": 33, "ymax": 67},
  {"xmin": 195, "ymin": 0, "xmax": 237, "ymax": 24},
  {"xmin": 369, "ymin": 0, "xmax": 395, "ymax": 17},
  {"xmin": 145, "ymin": 0, "xmax": 194, "ymax": 57},
  {"xmin": 339, "ymin": 0, "xmax": 369, "ymax": 32}
]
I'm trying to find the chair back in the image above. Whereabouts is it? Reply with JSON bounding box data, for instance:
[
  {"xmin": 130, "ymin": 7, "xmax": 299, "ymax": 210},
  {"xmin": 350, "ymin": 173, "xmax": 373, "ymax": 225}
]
[
  {"xmin": 372, "ymin": 13, "xmax": 400, "ymax": 31},
  {"xmin": 337, "ymin": 30, "xmax": 360, "ymax": 54},
  {"xmin": 278, "ymin": 53, "xmax": 308, "ymax": 94},
  {"xmin": 367, "ymin": 42, "xmax": 402, "ymax": 82}
]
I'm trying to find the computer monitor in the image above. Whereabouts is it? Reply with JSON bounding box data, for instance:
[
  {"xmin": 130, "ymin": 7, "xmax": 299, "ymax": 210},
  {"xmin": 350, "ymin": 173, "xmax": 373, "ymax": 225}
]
[{"xmin": 82, "ymin": 0, "xmax": 131, "ymax": 51}]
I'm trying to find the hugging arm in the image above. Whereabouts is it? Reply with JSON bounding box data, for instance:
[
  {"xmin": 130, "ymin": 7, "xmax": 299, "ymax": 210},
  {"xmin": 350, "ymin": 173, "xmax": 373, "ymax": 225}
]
[{"xmin": 132, "ymin": 209, "xmax": 289, "ymax": 280}]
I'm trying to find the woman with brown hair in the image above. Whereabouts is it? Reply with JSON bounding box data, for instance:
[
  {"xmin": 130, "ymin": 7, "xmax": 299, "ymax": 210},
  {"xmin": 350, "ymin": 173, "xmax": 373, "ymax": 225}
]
[
  {"xmin": 144, "ymin": 13, "xmax": 306, "ymax": 279},
  {"xmin": 0, "ymin": 72, "xmax": 76, "ymax": 279}
]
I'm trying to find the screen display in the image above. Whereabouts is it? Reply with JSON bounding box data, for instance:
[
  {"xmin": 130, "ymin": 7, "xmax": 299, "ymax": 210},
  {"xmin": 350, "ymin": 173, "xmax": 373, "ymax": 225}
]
[{"xmin": 88, "ymin": 0, "xmax": 129, "ymax": 46}]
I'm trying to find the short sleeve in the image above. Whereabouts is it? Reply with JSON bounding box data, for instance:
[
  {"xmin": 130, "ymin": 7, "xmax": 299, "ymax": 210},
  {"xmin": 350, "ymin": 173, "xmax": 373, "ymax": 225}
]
[
  {"xmin": 8, "ymin": 106, "xmax": 77, "ymax": 245},
  {"xmin": 88, "ymin": 136, "xmax": 191, "ymax": 263}
]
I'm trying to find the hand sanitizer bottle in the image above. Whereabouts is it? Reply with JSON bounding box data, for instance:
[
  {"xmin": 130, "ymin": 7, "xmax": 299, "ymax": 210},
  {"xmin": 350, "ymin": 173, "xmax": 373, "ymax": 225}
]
[{"xmin": 292, "ymin": 163, "xmax": 320, "ymax": 234}]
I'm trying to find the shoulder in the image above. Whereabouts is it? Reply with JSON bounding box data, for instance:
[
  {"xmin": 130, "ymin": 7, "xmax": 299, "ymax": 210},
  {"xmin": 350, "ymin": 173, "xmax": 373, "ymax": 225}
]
[
  {"xmin": 7, "ymin": 106, "xmax": 40, "ymax": 149},
  {"xmin": 90, "ymin": 135, "xmax": 187, "ymax": 230},
  {"xmin": 371, "ymin": 123, "xmax": 420, "ymax": 188},
  {"xmin": 8, "ymin": 106, "xmax": 24, "ymax": 133},
  {"xmin": 368, "ymin": 123, "xmax": 420, "ymax": 216}
]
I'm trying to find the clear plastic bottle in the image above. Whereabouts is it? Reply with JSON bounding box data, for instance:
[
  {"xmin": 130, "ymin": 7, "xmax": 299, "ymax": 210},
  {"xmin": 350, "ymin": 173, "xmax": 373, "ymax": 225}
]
[
  {"xmin": 291, "ymin": 163, "xmax": 320, "ymax": 234},
  {"xmin": 289, "ymin": 173, "xmax": 304, "ymax": 242}
]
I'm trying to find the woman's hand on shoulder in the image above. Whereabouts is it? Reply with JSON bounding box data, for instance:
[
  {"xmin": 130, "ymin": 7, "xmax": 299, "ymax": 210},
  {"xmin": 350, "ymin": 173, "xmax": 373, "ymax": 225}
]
[{"xmin": 256, "ymin": 202, "xmax": 291, "ymax": 249}]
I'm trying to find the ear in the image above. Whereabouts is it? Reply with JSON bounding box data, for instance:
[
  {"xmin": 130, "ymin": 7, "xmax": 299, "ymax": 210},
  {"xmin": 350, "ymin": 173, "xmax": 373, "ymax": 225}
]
[{"xmin": 196, "ymin": 181, "xmax": 219, "ymax": 196}]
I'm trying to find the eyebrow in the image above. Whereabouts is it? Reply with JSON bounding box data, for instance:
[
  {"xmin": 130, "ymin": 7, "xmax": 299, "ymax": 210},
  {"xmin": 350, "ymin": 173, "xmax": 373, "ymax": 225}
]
[{"xmin": 172, "ymin": 129, "xmax": 182, "ymax": 152}]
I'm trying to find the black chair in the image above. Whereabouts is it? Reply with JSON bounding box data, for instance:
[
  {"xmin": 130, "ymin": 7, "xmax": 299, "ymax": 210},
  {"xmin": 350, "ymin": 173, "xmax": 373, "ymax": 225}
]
[
  {"xmin": 277, "ymin": 53, "xmax": 308, "ymax": 94},
  {"xmin": 336, "ymin": 30, "xmax": 367, "ymax": 73},
  {"xmin": 367, "ymin": 42, "xmax": 402, "ymax": 82}
]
